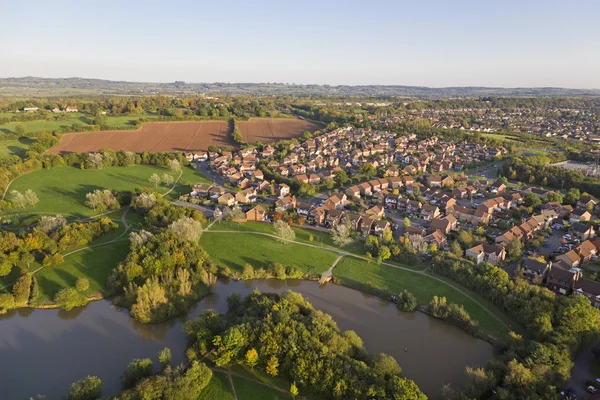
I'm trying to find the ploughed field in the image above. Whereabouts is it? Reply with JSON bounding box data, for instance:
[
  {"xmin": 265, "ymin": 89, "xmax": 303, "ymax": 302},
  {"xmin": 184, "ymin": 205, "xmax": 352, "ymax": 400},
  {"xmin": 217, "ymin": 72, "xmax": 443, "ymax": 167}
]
[{"xmin": 47, "ymin": 118, "xmax": 322, "ymax": 154}]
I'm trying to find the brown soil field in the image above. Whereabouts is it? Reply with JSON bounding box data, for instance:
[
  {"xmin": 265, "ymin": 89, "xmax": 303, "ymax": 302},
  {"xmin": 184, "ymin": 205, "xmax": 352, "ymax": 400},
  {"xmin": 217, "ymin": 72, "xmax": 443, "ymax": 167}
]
[
  {"xmin": 238, "ymin": 118, "xmax": 323, "ymax": 143},
  {"xmin": 47, "ymin": 118, "xmax": 323, "ymax": 154}
]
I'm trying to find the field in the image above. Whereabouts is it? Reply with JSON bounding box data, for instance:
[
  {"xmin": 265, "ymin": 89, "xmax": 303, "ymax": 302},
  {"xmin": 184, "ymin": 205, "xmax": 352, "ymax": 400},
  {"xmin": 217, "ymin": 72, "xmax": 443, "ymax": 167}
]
[
  {"xmin": 199, "ymin": 231, "xmax": 337, "ymax": 275},
  {"xmin": 0, "ymin": 137, "xmax": 35, "ymax": 158},
  {"xmin": 47, "ymin": 121, "xmax": 233, "ymax": 154},
  {"xmin": 0, "ymin": 164, "xmax": 208, "ymax": 222},
  {"xmin": 47, "ymin": 118, "xmax": 322, "ymax": 154},
  {"xmin": 199, "ymin": 372, "xmax": 235, "ymax": 400},
  {"xmin": 238, "ymin": 118, "xmax": 322, "ymax": 143},
  {"xmin": 333, "ymin": 257, "xmax": 522, "ymax": 337}
]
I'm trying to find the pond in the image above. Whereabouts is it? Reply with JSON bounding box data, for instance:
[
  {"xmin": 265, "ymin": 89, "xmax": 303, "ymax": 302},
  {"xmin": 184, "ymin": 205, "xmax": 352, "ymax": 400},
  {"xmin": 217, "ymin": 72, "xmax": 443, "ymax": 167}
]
[{"xmin": 0, "ymin": 279, "xmax": 493, "ymax": 399}]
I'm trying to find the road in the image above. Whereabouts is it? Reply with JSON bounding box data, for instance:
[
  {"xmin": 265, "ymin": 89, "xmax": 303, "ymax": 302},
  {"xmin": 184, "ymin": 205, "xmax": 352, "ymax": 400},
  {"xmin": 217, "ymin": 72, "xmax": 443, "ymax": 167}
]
[{"xmin": 567, "ymin": 340, "xmax": 600, "ymax": 397}]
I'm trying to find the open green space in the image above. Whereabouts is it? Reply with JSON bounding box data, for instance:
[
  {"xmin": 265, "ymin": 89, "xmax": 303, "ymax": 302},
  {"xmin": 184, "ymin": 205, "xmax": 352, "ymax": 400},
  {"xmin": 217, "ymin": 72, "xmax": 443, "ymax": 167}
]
[
  {"xmin": 198, "ymin": 371, "xmax": 235, "ymax": 400},
  {"xmin": 0, "ymin": 113, "xmax": 161, "ymax": 135},
  {"xmin": 200, "ymin": 231, "xmax": 337, "ymax": 275},
  {"xmin": 0, "ymin": 137, "xmax": 35, "ymax": 158},
  {"xmin": 231, "ymin": 376, "xmax": 290, "ymax": 400},
  {"xmin": 333, "ymin": 256, "xmax": 521, "ymax": 337},
  {"xmin": 1, "ymin": 165, "xmax": 182, "ymax": 220},
  {"xmin": 32, "ymin": 238, "xmax": 130, "ymax": 303}
]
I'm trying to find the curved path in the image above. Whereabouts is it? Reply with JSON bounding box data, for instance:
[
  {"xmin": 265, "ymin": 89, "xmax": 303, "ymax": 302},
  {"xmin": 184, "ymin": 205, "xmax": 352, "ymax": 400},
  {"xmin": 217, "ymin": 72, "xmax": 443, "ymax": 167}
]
[{"xmin": 203, "ymin": 228, "xmax": 510, "ymax": 332}]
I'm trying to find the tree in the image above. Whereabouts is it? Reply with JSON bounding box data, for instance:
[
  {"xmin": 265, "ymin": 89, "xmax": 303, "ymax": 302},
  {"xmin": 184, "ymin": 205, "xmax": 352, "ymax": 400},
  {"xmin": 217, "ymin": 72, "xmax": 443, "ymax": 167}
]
[
  {"xmin": 378, "ymin": 245, "xmax": 391, "ymax": 260},
  {"xmin": 54, "ymin": 288, "xmax": 87, "ymax": 310},
  {"xmin": 65, "ymin": 376, "xmax": 102, "ymax": 400},
  {"xmin": 37, "ymin": 214, "xmax": 66, "ymax": 234},
  {"xmin": 564, "ymin": 188, "xmax": 581, "ymax": 205},
  {"xmin": 9, "ymin": 190, "xmax": 26, "ymax": 209},
  {"xmin": 360, "ymin": 162, "xmax": 376, "ymax": 178},
  {"xmin": 290, "ymin": 382, "xmax": 299, "ymax": 399},
  {"xmin": 168, "ymin": 159, "xmax": 182, "ymax": 173},
  {"xmin": 132, "ymin": 193, "xmax": 157, "ymax": 210},
  {"xmin": 159, "ymin": 347, "xmax": 171, "ymax": 369},
  {"xmin": 507, "ymin": 238, "xmax": 522, "ymax": 258},
  {"xmin": 274, "ymin": 220, "xmax": 295, "ymax": 243},
  {"xmin": 403, "ymin": 217, "xmax": 411, "ymax": 228},
  {"xmin": 245, "ymin": 348, "xmax": 259, "ymax": 369},
  {"xmin": 121, "ymin": 358, "xmax": 153, "ymax": 389},
  {"xmin": 129, "ymin": 230, "xmax": 153, "ymax": 247},
  {"xmin": 85, "ymin": 190, "xmax": 119, "ymax": 212},
  {"xmin": 382, "ymin": 228, "xmax": 394, "ymax": 244},
  {"xmin": 149, "ymin": 173, "xmax": 161, "ymax": 188},
  {"xmin": 396, "ymin": 290, "xmax": 418, "ymax": 312},
  {"xmin": 546, "ymin": 191, "xmax": 564, "ymax": 204},
  {"xmin": 162, "ymin": 173, "xmax": 174, "ymax": 187},
  {"xmin": 266, "ymin": 356, "xmax": 279, "ymax": 376},
  {"xmin": 523, "ymin": 192, "xmax": 542, "ymax": 208},
  {"xmin": 24, "ymin": 190, "xmax": 39, "ymax": 207},
  {"xmin": 12, "ymin": 273, "xmax": 32, "ymax": 306},
  {"xmin": 331, "ymin": 221, "xmax": 353, "ymax": 247},
  {"xmin": 457, "ymin": 230, "xmax": 473, "ymax": 248},
  {"xmin": 169, "ymin": 217, "xmax": 203, "ymax": 242},
  {"xmin": 14, "ymin": 124, "xmax": 25, "ymax": 136},
  {"xmin": 75, "ymin": 277, "xmax": 90, "ymax": 292}
]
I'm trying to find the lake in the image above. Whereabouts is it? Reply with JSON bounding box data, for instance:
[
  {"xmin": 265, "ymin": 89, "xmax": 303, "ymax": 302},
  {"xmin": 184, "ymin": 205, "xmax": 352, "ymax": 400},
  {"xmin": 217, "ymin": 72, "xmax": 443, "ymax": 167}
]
[{"xmin": 0, "ymin": 279, "xmax": 493, "ymax": 399}]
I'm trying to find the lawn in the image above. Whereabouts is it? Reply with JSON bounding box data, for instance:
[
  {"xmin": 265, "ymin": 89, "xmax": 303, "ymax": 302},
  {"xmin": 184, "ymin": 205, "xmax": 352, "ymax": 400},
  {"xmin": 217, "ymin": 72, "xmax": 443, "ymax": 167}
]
[
  {"xmin": 231, "ymin": 376, "xmax": 290, "ymax": 400},
  {"xmin": 31, "ymin": 238, "xmax": 130, "ymax": 303},
  {"xmin": 164, "ymin": 165, "xmax": 213, "ymax": 201},
  {"xmin": 0, "ymin": 137, "xmax": 35, "ymax": 158},
  {"xmin": 333, "ymin": 256, "xmax": 521, "ymax": 337},
  {"xmin": 1, "ymin": 165, "xmax": 178, "ymax": 220},
  {"xmin": 199, "ymin": 231, "xmax": 337, "ymax": 275},
  {"xmin": 199, "ymin": 372, "xmax": 235, "ymax": 400}
]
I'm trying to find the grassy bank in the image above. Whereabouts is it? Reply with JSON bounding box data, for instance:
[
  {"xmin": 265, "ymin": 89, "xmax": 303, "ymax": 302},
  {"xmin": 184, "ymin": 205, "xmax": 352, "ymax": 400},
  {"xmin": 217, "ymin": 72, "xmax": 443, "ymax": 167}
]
[{"xmin": 333, "ymin": 256, "xmax": 522, "ymax": 338}]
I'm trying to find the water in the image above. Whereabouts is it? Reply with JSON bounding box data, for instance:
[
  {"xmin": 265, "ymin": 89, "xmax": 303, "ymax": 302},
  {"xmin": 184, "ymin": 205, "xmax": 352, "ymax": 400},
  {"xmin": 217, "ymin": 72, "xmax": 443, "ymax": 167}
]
[{"xmin": 0, "ymin": 280, "xmax": 493, "ymax": 399}]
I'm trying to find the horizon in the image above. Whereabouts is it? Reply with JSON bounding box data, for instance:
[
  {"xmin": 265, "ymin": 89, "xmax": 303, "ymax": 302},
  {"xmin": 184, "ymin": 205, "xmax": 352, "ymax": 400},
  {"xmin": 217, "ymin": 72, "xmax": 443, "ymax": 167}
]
[
  {"xmin": 4, "ymin": 76, "xmax": 600, "ymax": 91},
  {"xmin": 1, "ymin": 0, "xmax": 600, "ymax": 88}
]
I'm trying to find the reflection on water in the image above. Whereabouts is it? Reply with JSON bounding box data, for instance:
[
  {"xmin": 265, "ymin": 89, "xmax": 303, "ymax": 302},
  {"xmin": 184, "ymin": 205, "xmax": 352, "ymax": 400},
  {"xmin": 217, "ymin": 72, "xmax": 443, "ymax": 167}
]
[{"xmin": 0, "ymin": 279, "xmax": 493, "ymax": 400}]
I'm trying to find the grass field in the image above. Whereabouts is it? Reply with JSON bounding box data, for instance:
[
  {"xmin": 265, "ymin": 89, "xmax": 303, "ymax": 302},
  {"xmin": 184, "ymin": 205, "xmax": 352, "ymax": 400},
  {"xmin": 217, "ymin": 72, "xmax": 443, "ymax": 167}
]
[
  {"xmin": 0, "ymin": 137, "xmax": 35, "ymax": 158},
  {"xmin": 0, "ymin": 113, "xmax": 160, "ymax": 135},
  {"xmin": 199, "ymin": 372, "xmax": 235, "ymax": 400},
  {"xmin": 333, "ymin": 257, "xmax": 522, "ymax": 337},
  {"xmin": 231, "ymin": 376, "xmax": 290, "ymax": 400},
  {"xmin": 1, "ymin": 164, "xmax": 209, "ymax": 221},
  {"xmin": 200, "ymin": 230, "xmax": 337, "ymax": 275}
]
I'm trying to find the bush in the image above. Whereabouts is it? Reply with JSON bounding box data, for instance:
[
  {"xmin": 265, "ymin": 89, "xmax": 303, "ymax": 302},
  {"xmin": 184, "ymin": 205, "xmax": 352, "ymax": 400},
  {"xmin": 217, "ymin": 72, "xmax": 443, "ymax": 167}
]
[
  {"xmin": 65, "ymin": 376, "xmax": 102, "ymax": 400},
  {"xmin": 54, "ymin": 288, "xmax": 87, "ymax": 311},
  {"xmin": 75, "ymin": 277, "xmax": 90, "ymax": 292}
]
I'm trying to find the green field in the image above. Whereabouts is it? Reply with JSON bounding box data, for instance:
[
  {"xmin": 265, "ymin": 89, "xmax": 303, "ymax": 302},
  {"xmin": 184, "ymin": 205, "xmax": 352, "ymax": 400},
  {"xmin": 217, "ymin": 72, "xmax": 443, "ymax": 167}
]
[
  {"xmin": 1, "ymin": 164, "xmax": 209, "ymax": 221},
  {"xmin": 0, "ymin": 112, "xmax": 160, "ymax": 135},
  {"xmin": 333, "ymin": 257, "xmax": 522, "ymax": 337},
  {"xmin": 199, "ymin": 372, "xmax": 235, "ymax": 400},
  {"xmin": 231, "ymin": 376, "xmax": 290, "ymax": 400},
  {"xmin": 0, "ymin": 137, "xmax": 35, "ymax": 158},
  {"xmin": 200, "ymin": 231, "xmax": 337, "ymax": 275}
]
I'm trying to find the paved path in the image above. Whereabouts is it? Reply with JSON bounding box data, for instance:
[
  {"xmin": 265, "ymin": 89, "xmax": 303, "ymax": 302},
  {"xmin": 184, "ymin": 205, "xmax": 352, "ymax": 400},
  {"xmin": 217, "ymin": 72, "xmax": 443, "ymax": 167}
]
[
  {"xmin": 202, "ymin": 229, "xmax": 510, "ymax": 332},
  {"xmin": 319, "ymin": 255, "xmax": 344, "ymax": 284}
]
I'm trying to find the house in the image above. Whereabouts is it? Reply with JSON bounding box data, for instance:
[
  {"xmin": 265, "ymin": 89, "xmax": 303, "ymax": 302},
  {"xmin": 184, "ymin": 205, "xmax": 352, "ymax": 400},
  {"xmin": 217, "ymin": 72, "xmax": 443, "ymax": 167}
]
[
  {"xmin": 372, "ymin": 220, "xmax": 391, "ymax": 237},
  {"xmin": 577, "ymin": 240, "xmax": 598, "ymax": 262},
  {"xmin": 570, "ymin": 208, "xmax": 592, "ymax": 222},
  {"xmin": 358, "ymin": 182, "xmax": 373, "ymax": 197},
  {"xmin": 424, "ymin": 229, "xmax": 447, "ymax": 249},
  {"xmin": 23, "ymin": 107, "xmax": 39, "ymax": 112},
  {"xmin": 327, "ymin": 193, "xmax": 347, "ymax": 208},
  {"xmin": 278, "ymin": 184, "xmax": 290, "ymax": 198},
  {"xmin": 495, "ymin": 231, "xmax": 516, "ymax": 247},
  {"xmin": 64, "ymin": 106, "xmax": 78, "ymax": 112},
  {"xmin": 324, "ymin": 209, "xmax": 345, "ymax": 228},
  {"xmin": 360, "ymin": 217, "xmax": 375, "ymax": 237},
  {"xmin": 275, "ymin": 195, "xmax": 297, "ymax": 211},
  {"xmin": 296, "ymin": 202, "xmax": 314, "ymax": 217},
  {"xmin": 430, "ymin": 215, "xmax": 458, "ymax": 234},
  {"xmin": 520, "ymin": 259, "xmax": 551, "ymax": 284},
  {"xmin": 346, "ymin": 186, "xmax": 361, "ymax": 199},
  {"xmin": 365, "ymin": 205, "xmax": 384, "ymax": 220},
  {"xmin": 217, "ymin": 192, "xmax": 237, "ymax": 206},
  {"xmin": 246, "ymin": 205, "xmax": 266, "ymax": 222},
  {"xmin": 427, "ymin": 175, "xmax": 442, "ymax": 188},
  {"xmin": 208, "ymin": 185, "xmax": 225, "ymax": 199},
  {"xmin": 385, "ymin": 193, "xmax": 402, "ymax": 209},
  {"xmin": 236, "ymin": 188, "xmax": 257, "ymax": 204},
  {"xmin": 575, "ymin": 278, "xmax": 600, "ymax": 308},
  {"xmin": 441, "ymin": 176, "xmax": 455, "ymax": 188},
  {"xmin": 450, "ymin": 206, "xmax": 490, "ymax": 225},
  {"xmin": 421, "ymin": 204, "xmax": 440, "ymax": 221},
  {"xmin": 465, "ymin": 243, "xmax": 506, "ymax": 265},
  {"xmin": 308, "ymin": 207, "xmax": 326, "ymax": 225},
  {"xmin": 191, "ymin": 183, "xmax": 213, "ymax": 198},
  {"xmin": 547, "ymin": 265, "xmax": 580, "ymax": 295},
  {"xmin": 570, "ymin": 222, "xmax": 595, "ymax": 241},
  {"xmin": 556, "ymin": 250, "xmax": 581, "ymax": 269}
]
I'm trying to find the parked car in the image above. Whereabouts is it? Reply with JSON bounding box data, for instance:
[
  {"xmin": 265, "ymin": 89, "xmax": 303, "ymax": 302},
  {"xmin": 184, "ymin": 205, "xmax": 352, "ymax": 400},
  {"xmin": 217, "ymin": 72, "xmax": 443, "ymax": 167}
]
[{"xmin": 588, "ymin": 385, "xmax": 598, "ymax": 394}]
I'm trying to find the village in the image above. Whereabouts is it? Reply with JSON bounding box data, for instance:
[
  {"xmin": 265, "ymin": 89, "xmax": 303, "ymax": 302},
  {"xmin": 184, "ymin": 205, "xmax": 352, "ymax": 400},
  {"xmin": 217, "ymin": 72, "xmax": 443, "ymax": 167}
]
[{"xmin": 177, "ymin": 126, "xmax": 600, "ymax": 311}]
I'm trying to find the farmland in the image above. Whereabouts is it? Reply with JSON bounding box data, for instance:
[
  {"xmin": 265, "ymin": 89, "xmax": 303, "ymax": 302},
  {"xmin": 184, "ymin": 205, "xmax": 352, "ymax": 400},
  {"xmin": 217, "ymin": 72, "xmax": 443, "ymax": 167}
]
[
  {"xmin": 238, "ymin": 118, "xmax": 323, "ymax": 143},
  {"xmin": 47, "ymin": 118, "xmax": 322, "ymax": 154}
]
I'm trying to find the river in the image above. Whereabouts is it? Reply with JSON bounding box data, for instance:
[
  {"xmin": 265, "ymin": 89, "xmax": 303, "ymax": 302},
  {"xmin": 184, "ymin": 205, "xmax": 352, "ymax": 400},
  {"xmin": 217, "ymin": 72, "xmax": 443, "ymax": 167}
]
[{"xmin": 0, "ymin": 279, "xmax": 493, "ymax": 399}]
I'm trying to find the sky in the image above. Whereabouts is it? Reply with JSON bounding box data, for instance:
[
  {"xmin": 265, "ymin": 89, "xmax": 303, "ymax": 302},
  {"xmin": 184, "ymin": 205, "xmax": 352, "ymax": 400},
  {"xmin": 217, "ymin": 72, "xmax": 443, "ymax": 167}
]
[{"xmin": 1, "ymin": 0, "xmax": 599, "ymax": 88}]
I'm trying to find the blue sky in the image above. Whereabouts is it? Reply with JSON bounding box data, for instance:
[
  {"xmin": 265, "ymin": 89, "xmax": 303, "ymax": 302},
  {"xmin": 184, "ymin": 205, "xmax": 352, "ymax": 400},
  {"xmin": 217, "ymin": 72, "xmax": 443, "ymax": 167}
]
[{"xmin": 1, "ymin": 0, "xmax": 599, "ymax": 88}]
